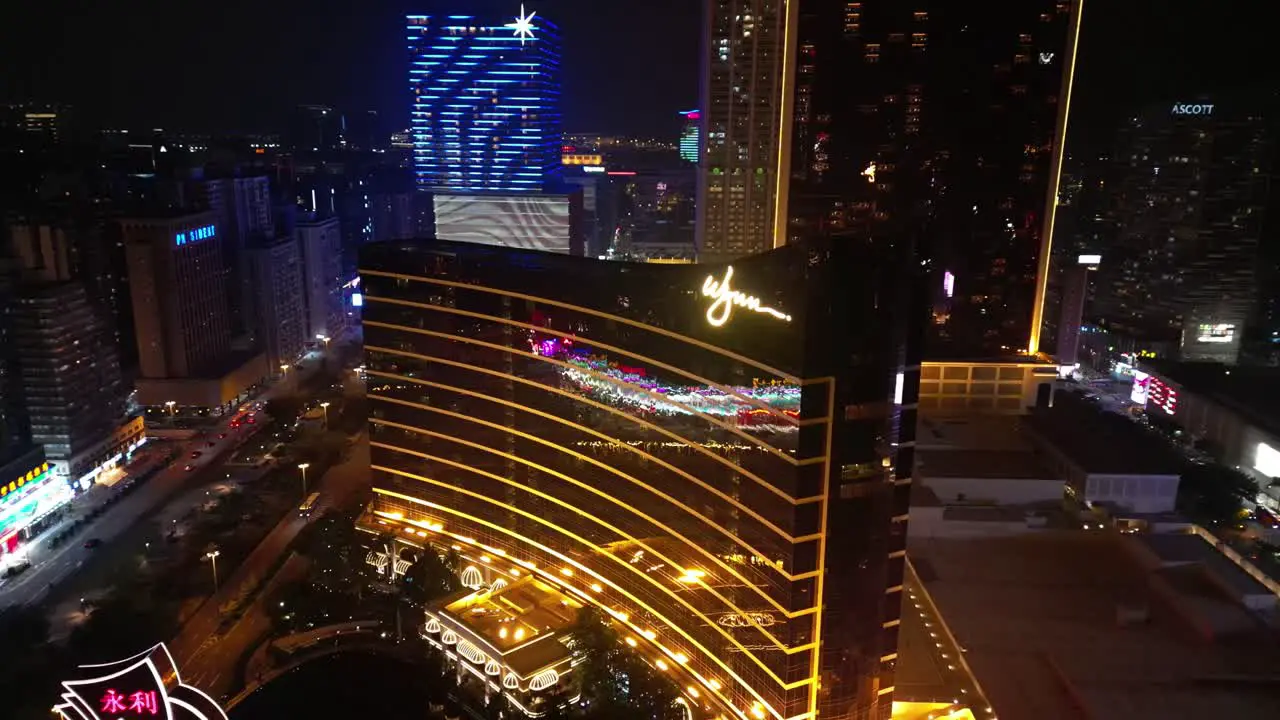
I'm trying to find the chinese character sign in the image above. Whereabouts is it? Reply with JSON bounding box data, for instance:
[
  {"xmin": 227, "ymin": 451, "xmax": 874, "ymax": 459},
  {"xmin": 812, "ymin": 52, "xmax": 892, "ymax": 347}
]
[{"xmin": 55, "ymin": 644, "xmax": 227, "ymax": 720}]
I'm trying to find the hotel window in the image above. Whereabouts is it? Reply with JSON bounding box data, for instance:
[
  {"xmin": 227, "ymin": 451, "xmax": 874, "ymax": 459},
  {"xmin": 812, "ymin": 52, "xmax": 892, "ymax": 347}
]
[{"xmin": 913, "ymin": 11, "xmax": 928, "ymax": 21}]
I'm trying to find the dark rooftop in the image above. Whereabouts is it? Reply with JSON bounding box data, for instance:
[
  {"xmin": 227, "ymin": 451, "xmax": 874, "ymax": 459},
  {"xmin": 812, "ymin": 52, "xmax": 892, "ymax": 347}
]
[
  {"xmin": 1023, "ymin": 392, "xmax": 1185, "ymax": 475},
  {"xmin": 917, "ymin": 449, "xmax": 1056, "ymax": 480}
]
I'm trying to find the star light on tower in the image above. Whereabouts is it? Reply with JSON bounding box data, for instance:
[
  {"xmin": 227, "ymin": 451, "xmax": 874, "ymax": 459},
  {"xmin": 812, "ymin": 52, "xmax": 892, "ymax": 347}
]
[{"xmin": 505, "ymin": 3, "xmax": 537, "ymax": 44}]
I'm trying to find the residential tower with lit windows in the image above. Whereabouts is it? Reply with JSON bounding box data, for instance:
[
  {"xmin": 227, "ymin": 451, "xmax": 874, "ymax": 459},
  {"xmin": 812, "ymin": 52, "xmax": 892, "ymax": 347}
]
[{"xmin": 358, "ymin": 236, "xmax": 923, "ymax": 720}]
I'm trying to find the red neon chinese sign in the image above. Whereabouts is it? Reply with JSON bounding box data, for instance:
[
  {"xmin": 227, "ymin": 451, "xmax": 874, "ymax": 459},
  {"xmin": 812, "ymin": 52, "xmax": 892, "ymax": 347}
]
[
  {"xmin": 101, "ymin": 689, "xmax": 159, "ymax": 716},
  {"xmin": 55, "ymin": 643, "xmax": 228, "ymax": 720}
]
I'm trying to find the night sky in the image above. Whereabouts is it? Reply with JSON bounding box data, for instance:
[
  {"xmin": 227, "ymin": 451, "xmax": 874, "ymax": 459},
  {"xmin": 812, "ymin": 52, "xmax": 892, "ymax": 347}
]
[{"xmin": 0, "ymin": 0, "xmax": 1268, "ymax": 144}]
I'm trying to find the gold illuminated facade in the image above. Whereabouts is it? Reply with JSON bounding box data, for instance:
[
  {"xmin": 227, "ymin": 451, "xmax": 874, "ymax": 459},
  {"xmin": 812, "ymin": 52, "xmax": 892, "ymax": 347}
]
[{"xmin": 360, "ymin": 236, "xmax": 922, "ymax": 720}]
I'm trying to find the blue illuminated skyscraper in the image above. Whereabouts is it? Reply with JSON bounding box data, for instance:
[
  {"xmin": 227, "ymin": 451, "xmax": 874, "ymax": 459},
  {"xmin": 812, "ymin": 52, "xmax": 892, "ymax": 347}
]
[
  {"xmin": 678, "ymin": 109, "xmax": 700, "ymax": 164},
  {"xmin": 407, "ymin": 7, "xmax": 562, "ymax": 193}
]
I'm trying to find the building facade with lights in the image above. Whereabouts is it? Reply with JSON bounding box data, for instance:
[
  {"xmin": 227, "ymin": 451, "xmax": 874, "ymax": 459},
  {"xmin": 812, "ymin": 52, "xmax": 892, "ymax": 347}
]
[
  {"xmin": 1090, "ymin": 101, "xmax": 1269, "ymax": 365},
  {"xmin": 406, "ymin": 9, "xmax": 562, "ymax": 194},
  {"xmin": 359, "ymin": 237, "xmax": 923, "ymax": 720}
]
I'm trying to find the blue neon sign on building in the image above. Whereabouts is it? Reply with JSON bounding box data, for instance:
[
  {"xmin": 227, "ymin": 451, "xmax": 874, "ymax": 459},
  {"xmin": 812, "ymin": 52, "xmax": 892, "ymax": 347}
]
[
  {"xmin": 406, "ymin": 7, "xmax": 562, "ymax": 193},
  {"xmin": 175, "ymin": 224, "xmax": 216, "ymax": 247}
]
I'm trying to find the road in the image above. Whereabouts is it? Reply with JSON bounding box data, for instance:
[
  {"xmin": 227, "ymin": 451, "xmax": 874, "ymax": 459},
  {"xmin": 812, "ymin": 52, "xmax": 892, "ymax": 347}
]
[
  {"xmin": 182, "ymin": 552, "xmax": 310, "ymax": 698},
  {"xmin": 0, "ymin": 412, "xmax": 271, "ymax": 609},
  {"xmin": 169, "ymin": 435, "xmax": 370, "ymax": 695}
]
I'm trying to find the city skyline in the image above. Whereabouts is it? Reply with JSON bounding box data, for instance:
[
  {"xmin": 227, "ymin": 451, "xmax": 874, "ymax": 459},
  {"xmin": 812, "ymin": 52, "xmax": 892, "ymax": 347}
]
[{"xmin": 0, "ymin": 0, "xmax": 1272, "ymax": 143}]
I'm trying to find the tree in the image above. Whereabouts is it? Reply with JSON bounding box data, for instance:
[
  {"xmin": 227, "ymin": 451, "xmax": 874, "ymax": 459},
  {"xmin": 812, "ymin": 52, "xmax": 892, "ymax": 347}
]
[
  {"xmin": 290, "ymin": 430, "xmax": 347, "ymax": 466},
  {"xmin": 564, "ymin": 607, "xmax": 682, "ymax": 720},
  {"xmin": 402, "ymin": 548, "xmax": 461, "ymax": 603},
  {"xmin": 263, "ymin": 396, "xmax": 305, "ymax": 425},
  {"xmin": 1178, "ymin": 463, "xmax": 1257, "ymax": 526}
]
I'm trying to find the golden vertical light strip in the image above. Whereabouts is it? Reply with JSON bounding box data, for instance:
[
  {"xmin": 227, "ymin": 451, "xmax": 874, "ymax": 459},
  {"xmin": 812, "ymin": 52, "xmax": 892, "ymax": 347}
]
[
  {"xmin": 771, "ymin": 0, "xmax": 799, "ymax": 249},
  {"xmin": 1028, "ymin": 0, "xmax": 1086, "ymax": 355},
  {"xmin": 806, "ymin": 379, "xmax": 834, "ymax": 718}
]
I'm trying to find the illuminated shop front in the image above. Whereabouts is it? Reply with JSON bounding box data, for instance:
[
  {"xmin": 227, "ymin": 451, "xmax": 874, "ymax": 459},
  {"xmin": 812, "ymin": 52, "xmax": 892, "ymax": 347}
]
[
  {"xmin": 0, "ymin": 449, "xmax": 64, "ymax": 556},
  {"xmin": 359, "ymin": 236, "xmax": 922, "ymax": 720}
]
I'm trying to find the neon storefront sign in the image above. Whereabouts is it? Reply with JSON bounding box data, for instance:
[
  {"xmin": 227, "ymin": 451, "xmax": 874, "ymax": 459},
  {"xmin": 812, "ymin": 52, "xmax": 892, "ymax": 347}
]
[
  {"xmin": 700, "ymin": 266, "xmax": 791, "ymax": 327},
  {"xmin": 54, "ymin": 643, "xmax": 228, "ymax": 720},
  {"xmin": 1171, "ymin": 103, "xmax": 1214, "ymax": 116}
]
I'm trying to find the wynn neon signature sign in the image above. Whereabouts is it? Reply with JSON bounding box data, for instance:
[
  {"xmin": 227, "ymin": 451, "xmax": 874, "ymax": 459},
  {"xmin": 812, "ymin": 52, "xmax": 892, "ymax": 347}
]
[
  {"xmin": 700, "ymin": 266, "xmax": 791, "ymax": 327},
  {"xmin": 54, "ymin": 643, "xmax": 228, "ymax": 720}
]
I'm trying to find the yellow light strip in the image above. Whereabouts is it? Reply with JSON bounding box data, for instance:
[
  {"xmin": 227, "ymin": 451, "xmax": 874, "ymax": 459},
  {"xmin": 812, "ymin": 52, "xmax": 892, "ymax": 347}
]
[
  {"xmin": 364, "ymin": 319, "xmax": 802, "ymax": 465},
  {"xmin": 367, "ymin": 294, "xmax": 800, "ymax": 426},
  {"xmin": 368, "ymin": 487, "xmax": 814, "ymax": 719},
  {"xmin": 806, "ymin": 380, "xmax": 834, "ymax": 718},
  {"xmin": 368, "ymin": 376, "xmax": 807, "ymax": 550},
  {"xmin": 368, "ymin": 419, "xmax": 812, "ymax": 614},
  {"xmin": 369, "ymin": 407, "xmax": 814, "ymax": 610},
  {"xmin": 364, "ymin": 346, "xmax": 814, "ymax": 504},
  {"xmin": 771, "ymin": 0, "xmax": 799, "ymax": 249},
  {"xmin": 423, "ymin": 520, "xmax": 751, "ymax": 720},
  {"xmin": 1027, "ymin": 0, "xmax": 1086, "ymax": 355},
  {"xmin": 372, "ymin": 455, "xmax": 812, "ymax": 655},
  {"xmin": 357, "ymin": 268, "xmax": 801, "ymax": 382}
]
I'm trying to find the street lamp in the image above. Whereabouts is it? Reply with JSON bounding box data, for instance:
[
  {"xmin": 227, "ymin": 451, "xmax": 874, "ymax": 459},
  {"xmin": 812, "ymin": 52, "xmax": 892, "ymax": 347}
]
[
  {"xmin": 298, "ymin": 462, "xmax": 311, "ymax": 497},
  {"xmin": 320, "ymin": 402, "xmax": 330, "ymax": 429},
  {"xmin": 205, "ymin": 549, "xmax": 221, "ymax": 591}
]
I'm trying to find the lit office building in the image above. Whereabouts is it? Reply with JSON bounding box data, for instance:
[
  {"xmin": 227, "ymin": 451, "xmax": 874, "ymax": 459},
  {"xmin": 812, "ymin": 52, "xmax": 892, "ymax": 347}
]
[
  {"xmin": 1092, "ymin": 101, "xmax": 1269, "ymax": 365},
  {"xmin": 358, "ymin": 236, "xmax": 922, "ymax": 720},
  {"xmin": 406, "ymin": 9, "xmax": 562, "ymax": 193},
  {"xmin": 248, "ymin": 235, "xmax": 307, "ymax": 372},
  {"xmin": 679, "ymin": 109, "xmax": 701, "ymax": 164},
  {"xmin": 10, "ymin": 282, "xmax": 138, "ymax": 488},
  {"xmin": 297, "ymin": 214, "xmax": 345, "ymax": 344},
  {"xmin": 123, "ymin": 213, "xmax": 268, "ymax": 410},
  {"xmin": 698, "ymin": 0, "xmax": 791, "ymax": 262}
]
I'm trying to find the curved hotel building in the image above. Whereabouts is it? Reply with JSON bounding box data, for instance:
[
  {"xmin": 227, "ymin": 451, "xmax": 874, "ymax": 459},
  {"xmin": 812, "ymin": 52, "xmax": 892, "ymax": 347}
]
[{"xmin": 359, "ymin": 238, "xmax": 921, "ymax": 720}]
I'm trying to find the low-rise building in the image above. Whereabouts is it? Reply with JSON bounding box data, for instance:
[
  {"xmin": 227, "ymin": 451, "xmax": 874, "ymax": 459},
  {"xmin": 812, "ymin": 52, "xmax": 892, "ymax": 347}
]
[
  {"xmin": 1023, "ymin": 394, "xmax": 1184, "ymax": 513},
  {"xmin": 423, "ymin": 577, "xmax": 579, "ymax": 716}
]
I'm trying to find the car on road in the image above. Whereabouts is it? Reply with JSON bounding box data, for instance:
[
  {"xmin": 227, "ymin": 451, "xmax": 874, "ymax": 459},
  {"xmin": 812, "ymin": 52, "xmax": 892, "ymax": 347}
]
[
  {"xmin": 206, "ymin": 441, "xmax": 216, "ymax": 447},
  {"xmin": 184, "ymin": 464, "xmax": 195, "ymax": 472},
  {"xmin": 218, "ymin": 433, "xmax": 228, "ymax": 439},
  {"xmin": 83, "ymin": 538, "xmax": 103, "ymax": 549},
  {"xmin": 190, "ymin": 450, "xmax": 202, "ymax": 459}
]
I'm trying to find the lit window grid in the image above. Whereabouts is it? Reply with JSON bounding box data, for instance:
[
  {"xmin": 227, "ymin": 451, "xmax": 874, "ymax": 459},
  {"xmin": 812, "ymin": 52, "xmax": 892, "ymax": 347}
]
[
  {"xmin": 407, "ymin": 14, "xmax": 562, "ymax": 193},
  {"xmin": 361, "ymin": 279, "xmax": 838, "ymax": 720}
]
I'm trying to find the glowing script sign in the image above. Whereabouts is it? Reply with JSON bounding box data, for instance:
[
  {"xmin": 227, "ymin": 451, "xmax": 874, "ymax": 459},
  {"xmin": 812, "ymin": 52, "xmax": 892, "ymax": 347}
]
[
  {"xmin": 55, "ymin": 644, "xmax": 228, "ymax": 720},
  {"xmin": 700, "ymin": 266, "xmax": 791, "ymax": 327}
]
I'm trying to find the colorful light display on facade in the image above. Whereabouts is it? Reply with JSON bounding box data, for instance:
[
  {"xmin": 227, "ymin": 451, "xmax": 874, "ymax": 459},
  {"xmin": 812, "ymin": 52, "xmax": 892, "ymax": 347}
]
[
  {"xmin": 535, "ymin": 341, "xmax": 801, "ymax": 427},
  {"xmin": 406, "ymin": 8, "xmax": 562, "ymax": 193},
  {"xmin": 0, "ymin": 459, "xmax": 66, "ymax": 555}
]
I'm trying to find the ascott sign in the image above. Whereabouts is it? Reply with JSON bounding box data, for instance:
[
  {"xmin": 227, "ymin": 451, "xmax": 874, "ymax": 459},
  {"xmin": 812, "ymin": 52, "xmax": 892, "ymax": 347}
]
[
  {"xmin": 54, "ymin": 644, "xmax": 228, "ymax": 720},
  {"xmin": 1171, "ymin": 103, "xmax": 1214, "ymax": 116},
  {"xmin": 700, "ymin": 266, "xmax": 791, "ymax": 327}
]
